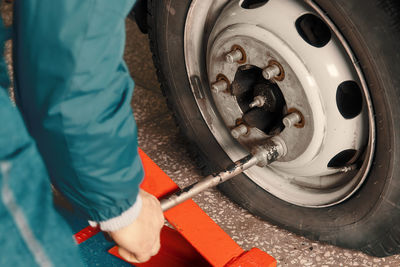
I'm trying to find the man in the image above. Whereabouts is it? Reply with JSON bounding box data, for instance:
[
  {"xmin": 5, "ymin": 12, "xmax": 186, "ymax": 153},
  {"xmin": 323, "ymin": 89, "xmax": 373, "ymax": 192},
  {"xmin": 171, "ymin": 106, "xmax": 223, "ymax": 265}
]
[{"xmin": 0, "ymin": 0, "xmax": 163, "ymax": 265}]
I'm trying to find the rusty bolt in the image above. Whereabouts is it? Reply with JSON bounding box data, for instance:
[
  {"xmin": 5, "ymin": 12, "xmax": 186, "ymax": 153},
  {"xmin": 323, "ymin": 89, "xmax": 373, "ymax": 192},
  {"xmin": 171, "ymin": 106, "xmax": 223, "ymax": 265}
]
[
  {"xmin": 262, "ymin": 65, "xmax": 281, "ymax": 80},
  {"xmin": 283, "ymin": 112, "xmax": 302, "ymax": 128},
  {"xmin": 211, "ymin": 80, "xmax": 228, "ymax": 93},
  {"xmin": 231, "ymin": 124, "xmax": 248, "ymax": 139},
  {"xmin": 225, "ymin": 49, "xmax": 243, "ymax": 64}
]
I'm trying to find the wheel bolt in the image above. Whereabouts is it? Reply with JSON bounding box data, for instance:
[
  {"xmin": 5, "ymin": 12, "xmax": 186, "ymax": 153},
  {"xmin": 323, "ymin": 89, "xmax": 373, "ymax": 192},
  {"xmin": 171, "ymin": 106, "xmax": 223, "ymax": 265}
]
[
  {"xmin": 283, "ymin": 112, "xmax": 302, "ymax": 128},
  {"xmin": 231, "ymin": 124, "xmax": 248, "ymax": 139},
  {"xmin": 249, "ymin": 96, "xmax": 266, "ymax": 108},
  {"xmin": 262, "ymin": 65, "xmax": 281, "ymax": 80},
  {"xmin": 225, "ymin": 49, "xmax": 243, "ymax": 64},
  {"xmin": 211, "ymin": 80, "xmax": 228, "ymax": 93}
]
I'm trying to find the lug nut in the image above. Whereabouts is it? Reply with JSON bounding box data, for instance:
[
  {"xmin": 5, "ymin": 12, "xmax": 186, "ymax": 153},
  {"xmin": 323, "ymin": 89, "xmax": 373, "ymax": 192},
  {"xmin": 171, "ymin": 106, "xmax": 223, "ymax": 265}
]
[
  {"xmin": 262, "ymin": 65, "xmax": 281, "ymax": 80},
  {"xmin": 283, "ymin": 112, "xmax": 302, "ymax": 128},
  {"xmin": 231, "ymin": 124, "xmax": 248, "ymax": 139},
  {"xmin": 225, "ymin": 49, "xmax": 243, "ymax": 64},
  {"xmin": 211, "ymin": 80, "xmax": 228, "ymax": 93},
  {"xmin": 249, "ymin": 96, "xmax": 266, "ymax": 108}
]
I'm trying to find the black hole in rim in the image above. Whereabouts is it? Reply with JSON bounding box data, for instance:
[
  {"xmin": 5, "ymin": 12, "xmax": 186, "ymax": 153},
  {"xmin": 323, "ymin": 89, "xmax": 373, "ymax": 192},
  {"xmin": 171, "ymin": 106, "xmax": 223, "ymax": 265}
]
[
  {"xmin": 241, "ymin": 0, "xmax": 269, "ymax": 9},
  {"xmin": 336, "ymin": 80, "xmax": 363, "ymax": 119},
  {"xmin": 295, "ymin": 14, "xmax": 331, "ymax": 48},
  {"xmin": 328, "ymin": 149, "xmax": 358, "ymax": 168}
]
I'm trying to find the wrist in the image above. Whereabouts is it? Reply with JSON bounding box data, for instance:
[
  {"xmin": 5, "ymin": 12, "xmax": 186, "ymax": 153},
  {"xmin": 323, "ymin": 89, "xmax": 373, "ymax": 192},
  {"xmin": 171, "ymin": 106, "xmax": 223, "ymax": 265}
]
[{"xmin": 88, "ymin": 195, "xmax": 142, "ymax": 232}]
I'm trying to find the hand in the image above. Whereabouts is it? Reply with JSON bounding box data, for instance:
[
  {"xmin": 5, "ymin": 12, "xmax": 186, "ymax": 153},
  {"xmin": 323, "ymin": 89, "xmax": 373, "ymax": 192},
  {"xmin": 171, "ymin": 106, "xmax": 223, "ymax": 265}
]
[{"xmin": 109, "ymin": 189, "xmax": 164, "ymax": 263}]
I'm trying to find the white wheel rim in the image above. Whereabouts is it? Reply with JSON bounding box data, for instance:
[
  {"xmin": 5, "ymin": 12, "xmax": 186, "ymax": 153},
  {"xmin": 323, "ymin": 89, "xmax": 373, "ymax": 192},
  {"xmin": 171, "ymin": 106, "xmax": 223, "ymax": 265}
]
[{"xmin": 184, "ymin": 0, "xmax": 375, "ymax": 207}]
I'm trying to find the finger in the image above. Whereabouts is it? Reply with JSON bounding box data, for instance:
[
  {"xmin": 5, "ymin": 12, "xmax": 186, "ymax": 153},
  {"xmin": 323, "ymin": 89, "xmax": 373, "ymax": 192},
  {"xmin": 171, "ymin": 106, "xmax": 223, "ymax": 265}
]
[
  {"xmin": 118, "ymin": 247, "xmax": 140, "ymax": 263},
  {"xmin": 119, "ymin": 246, "xmax": 153, "ymax": 263},
  {"xmin": 150, "ymin": 236, "xmax": 161, "ymax": 257},
  {"xmin": 158, "ymin": 211, "xmax": 165, "ymax": 225}
]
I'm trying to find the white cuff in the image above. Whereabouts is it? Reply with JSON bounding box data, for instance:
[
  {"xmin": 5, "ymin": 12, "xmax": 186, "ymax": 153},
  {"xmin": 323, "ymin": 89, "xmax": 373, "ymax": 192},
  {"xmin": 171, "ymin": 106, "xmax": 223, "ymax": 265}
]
[{"xmin": 88, "ymin": 195, "xmax": 143, "ymax": 232}]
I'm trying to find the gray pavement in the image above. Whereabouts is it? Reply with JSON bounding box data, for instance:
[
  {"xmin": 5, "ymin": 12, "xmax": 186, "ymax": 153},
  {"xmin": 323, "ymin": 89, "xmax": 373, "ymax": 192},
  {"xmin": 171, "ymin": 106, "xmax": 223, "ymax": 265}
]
[{"xmin": 125, "ymin": 19, "xmax": 400, "ymax": 267}]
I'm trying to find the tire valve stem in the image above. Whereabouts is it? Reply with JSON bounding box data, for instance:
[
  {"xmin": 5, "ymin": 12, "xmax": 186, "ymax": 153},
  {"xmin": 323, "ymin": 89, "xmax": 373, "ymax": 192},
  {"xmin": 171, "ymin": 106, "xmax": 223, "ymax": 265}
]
[
  {"xmin": 262, "ymin": 64, "xmax": 281, "ymax": 80},
  {"xmin": 249, "ymin": 95, "xmax": 266, "ymax": 108},
  {"xmin": 231, "ymin": 124, "xmax": 249, "ymax": 139},
  {"xmin": 211, "ymin": 80, "xmax": 228, "ymax": 93},
  {"xmin": 160, "ymin": 137, "xmax": 287, "ymax": 211},
  {"xmin": 283, "ymin": 112, "xmax": 302, "ymax": 128},
  {"xmin": 340, "ymin": 164, "xmax": 357, "ymax": 173},
  {"xmin": 225, "ymin": 49, "xmax": 243, "ymax": 64}
]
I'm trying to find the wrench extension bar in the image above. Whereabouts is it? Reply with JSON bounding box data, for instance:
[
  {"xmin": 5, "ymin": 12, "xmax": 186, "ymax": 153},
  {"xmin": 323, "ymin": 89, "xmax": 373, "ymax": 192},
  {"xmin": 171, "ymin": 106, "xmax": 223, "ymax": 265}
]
[{"xmin": 161, "ymin": 139, "xmax": 285, "ymax": 211}]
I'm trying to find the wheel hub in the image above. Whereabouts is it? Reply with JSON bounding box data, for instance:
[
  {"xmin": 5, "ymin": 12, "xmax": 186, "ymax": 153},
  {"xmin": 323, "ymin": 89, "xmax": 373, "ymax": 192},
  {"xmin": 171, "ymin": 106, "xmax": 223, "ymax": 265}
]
[{"xmin": 230, "ymin": 65, "xmax": 286, "ymax": 135}]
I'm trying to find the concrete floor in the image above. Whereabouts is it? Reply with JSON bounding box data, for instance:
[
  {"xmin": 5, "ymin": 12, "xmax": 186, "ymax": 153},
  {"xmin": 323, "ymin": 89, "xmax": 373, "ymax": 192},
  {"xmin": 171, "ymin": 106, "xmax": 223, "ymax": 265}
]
[{"xmin": 125, "ymin": 19, "xmax": 400, "ymax": 267}]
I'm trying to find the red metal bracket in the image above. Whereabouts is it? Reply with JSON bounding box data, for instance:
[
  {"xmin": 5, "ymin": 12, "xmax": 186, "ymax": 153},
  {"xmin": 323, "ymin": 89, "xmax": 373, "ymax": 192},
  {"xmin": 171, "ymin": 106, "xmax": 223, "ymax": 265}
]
[
  {"xmin": 109, "ymin": 225, "xmax": 211, "ymax": 267},
  {"xmin": 74, "ymin": 225, "xmax": 100, "ymax": 244}
]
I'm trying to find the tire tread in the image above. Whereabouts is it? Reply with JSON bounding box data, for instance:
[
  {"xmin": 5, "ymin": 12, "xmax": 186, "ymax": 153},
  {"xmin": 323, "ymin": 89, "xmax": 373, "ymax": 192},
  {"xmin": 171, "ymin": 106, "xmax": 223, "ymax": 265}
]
[{"xmin": 146, "ymin": 0, "xmax": 212, "ymax": 175}]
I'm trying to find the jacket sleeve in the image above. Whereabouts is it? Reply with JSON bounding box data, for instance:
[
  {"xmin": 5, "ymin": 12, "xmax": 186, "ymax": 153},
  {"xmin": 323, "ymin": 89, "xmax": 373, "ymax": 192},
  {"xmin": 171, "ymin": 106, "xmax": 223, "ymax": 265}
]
[{"xmin": 13, "ymin": 0, "xmax": 143, "ymax": 223}]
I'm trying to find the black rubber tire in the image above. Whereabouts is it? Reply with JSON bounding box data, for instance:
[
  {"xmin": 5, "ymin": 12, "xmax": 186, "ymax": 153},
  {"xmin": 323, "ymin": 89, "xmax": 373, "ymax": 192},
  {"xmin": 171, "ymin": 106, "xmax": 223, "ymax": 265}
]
[{"xmin": 147, "ymin": 0, "xmax": 400, "ymax": 256}]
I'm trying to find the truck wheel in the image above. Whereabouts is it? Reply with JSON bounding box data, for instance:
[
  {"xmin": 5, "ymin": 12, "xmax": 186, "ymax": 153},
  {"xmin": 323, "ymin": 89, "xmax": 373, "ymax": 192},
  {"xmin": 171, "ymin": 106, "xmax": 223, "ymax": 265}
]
[{"xmin": 147, "ymin": 0, "xmax": 400, "ymax": 256}]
